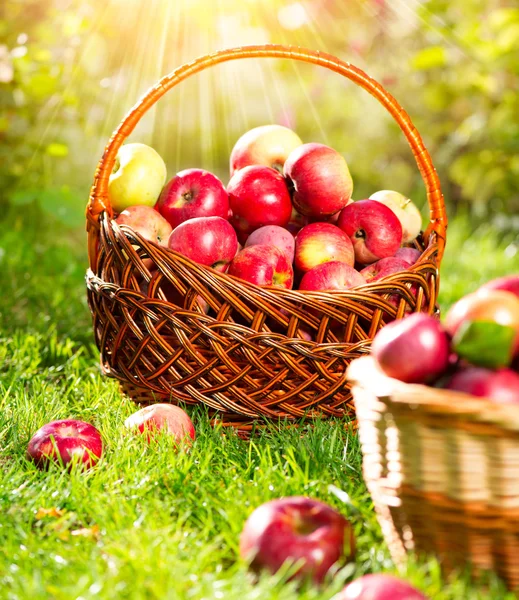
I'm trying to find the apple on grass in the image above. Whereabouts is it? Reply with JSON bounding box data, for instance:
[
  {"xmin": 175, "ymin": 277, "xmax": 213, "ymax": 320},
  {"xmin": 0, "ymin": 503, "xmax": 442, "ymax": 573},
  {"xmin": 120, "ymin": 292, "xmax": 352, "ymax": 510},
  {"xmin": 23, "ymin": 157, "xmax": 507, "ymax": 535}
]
[
  {"xmin": 156, "ymin": 169, "xmax": 229, "ymax": 229},
  {"xmin": 124, "ymin": 404, "xmax": 195, "ymax": 445},
  {"xmin": 230, "ymin": 124, "xmax": 303, "ymax": 176},
  {"xmin": 338, "ymin": 200, "xmax": 403, "ymax": 265},
  {"xmin": 337, "ymin": 574, "xmax": 428, "ymax": 599},
  {"xmin": 299, "ymin": 261, "xmax": 366, "ymax": 292},
  {"xmin": 27, "ymin": 420, "xmax": 103, "ymax": 470},
  {"xmin": 109, "ymin": 143, "xmax": 167, "ymax": 213},
  {"xmin": 295, "ymin": 223, "xmax": 355, "ymax": 274},
  {"xmin": 360, "ymin": 257, "xmax": 410, "ymax": 283},
  {"xmin": 371, "ymin": 313, "xmax": 451, "ymax": 384},
  {"xmin": 245, "ymin": 225, "xmax": 296, "ymax": 263},
  {"xmin": 369, "ymin": 190, "xmax": 422, "ymax": 243},
  {"xmin": 239, "ymin": 496, "xmax": 355, "ymax": 584},
  {"xmin": 284, "ymin": 143, "xmax": 353, "ymax": 217},
  {"xmin": 228, "ymin": 245, "xmax": 294, "ymax": 289},
  {"xmin": 168, "ymin": 216, "xmax": 238, "ymax": 273},
  {"xmin": 227, "ymin": 165, "xmax": 292, "ymax": 240}
]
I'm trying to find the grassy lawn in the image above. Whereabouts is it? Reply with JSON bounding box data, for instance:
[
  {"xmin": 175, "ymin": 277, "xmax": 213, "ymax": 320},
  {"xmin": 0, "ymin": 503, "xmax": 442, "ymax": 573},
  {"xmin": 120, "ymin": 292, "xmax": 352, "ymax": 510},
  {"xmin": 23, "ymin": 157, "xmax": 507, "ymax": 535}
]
[{"xmin": 1, "ymin": 212, "xmax": 518, "ymax": 599}]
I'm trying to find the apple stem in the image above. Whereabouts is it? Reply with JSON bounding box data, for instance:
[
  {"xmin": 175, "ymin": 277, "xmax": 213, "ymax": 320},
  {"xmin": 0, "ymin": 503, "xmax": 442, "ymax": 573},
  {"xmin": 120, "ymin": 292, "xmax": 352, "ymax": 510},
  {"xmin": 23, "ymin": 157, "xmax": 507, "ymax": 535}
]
[
  {"xmin": 111, "ymin": 158, "xmax": 120, "ymax": 175},
  {"xmin": 354, "ymin": 229, "xmax": 366, "ymax": 240},
  {"xmin": 182, "ymin": 191, "xmax": 193, "ymax": 203}
]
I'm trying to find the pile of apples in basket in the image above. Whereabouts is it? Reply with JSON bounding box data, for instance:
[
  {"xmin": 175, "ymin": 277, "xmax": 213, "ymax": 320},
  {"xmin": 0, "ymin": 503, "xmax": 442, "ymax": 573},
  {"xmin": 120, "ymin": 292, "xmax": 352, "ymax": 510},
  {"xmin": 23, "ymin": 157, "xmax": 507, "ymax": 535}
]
[{"xmin": 110, "ymin": 124, "xmax": 423, "ymax": 292}]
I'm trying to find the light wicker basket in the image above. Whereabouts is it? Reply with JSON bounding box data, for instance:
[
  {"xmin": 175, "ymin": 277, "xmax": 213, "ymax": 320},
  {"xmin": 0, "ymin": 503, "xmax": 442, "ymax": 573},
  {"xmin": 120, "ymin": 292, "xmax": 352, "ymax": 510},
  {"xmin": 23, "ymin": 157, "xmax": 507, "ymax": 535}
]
[
  {"xmin": 347, "ymin": 356, "xmax": 519, "ymax": 590},
  {"xmin": 85, "ymin": 45, "xmax": 447, "ymax": 432}
]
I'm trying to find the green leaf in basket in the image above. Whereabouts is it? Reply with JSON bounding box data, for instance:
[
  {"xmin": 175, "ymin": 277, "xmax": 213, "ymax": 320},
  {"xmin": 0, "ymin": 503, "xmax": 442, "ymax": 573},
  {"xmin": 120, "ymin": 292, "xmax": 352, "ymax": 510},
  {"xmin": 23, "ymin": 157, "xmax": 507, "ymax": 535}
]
[{"xmin": 452, "ymin": 319, "xmax": 516, "ymax": 369}]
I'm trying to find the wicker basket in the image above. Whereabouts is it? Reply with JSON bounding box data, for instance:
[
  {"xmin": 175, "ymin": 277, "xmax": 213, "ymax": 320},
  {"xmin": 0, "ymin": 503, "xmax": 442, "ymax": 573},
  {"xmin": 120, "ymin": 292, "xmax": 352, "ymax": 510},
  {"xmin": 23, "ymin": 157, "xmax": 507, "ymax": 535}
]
[
  {"xmin": 347, "ymin": 356, "xmax": 519, "ymax": 590},
  {"xmin": 85, "ymin": 45, "xmax": 447, "ymax": 432}
]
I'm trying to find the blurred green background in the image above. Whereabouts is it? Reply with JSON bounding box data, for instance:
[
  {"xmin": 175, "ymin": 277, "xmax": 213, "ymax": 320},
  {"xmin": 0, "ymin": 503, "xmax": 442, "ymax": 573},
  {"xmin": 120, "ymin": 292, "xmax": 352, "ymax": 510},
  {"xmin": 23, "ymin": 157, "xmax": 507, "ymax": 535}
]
[{"xmin": 1, "ymin": 0, "xmax": 518, "ymax": 264}]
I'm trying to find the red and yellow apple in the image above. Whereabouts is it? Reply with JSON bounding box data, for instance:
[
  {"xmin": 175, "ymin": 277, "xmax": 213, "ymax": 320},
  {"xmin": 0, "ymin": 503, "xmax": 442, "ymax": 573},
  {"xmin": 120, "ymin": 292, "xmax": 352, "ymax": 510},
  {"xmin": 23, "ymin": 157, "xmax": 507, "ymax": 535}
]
[
  {"xmin": 228, "ymin": 245, "xmax": 294, "ymax": 289},
  {"xmin": 295, "ymin": 223, "xmax": 354, "ymax": 273},
  {"xmin": 245, "ymin": 225, "xmax": 296, "ymax": 263},
  {"xmin": 124, "ymin": 404, "xmax": 195, "ymax": 445},
  {"xmin": 360, "ymin": 257, "xmax": 409, "ymax": 283},
  {"xmin": 299, "ymin": 261, "xmax": 365, "ymax": 292},
  {"xmin": 115, "ymin": 205, "xmax": 172, "ymax": 247}
]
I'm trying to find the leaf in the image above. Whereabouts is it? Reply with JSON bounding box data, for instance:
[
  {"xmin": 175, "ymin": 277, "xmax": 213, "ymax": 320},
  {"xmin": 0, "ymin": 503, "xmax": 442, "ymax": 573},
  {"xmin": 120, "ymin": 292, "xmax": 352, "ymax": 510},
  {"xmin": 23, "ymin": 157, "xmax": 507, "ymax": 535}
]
[
  {"xmin": 10, "ymin": 189, "xmax": 37, "ymax": 206},
  {"xmin": 411, "ymin": 46, "xmax": 447, "ymax": 70},
  {"xmin": 35, "ymin": 507, "xmax": 66, "ymax": 520},
  {"xmin": 71, "ymin": 525, "xmax": 100, "ymax": 539},
  {"xmin": 46, "ymin": 143, "xmax": 69, "ymax": 158},
  {"xmin": 453, "ymin": 320, "xmax": 516, "ymax": 369}
]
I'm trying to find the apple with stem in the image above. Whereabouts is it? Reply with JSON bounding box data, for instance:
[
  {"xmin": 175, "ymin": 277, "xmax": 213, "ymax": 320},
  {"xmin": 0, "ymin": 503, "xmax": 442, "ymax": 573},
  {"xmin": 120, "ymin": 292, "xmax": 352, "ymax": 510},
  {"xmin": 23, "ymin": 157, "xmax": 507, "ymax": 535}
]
[
  {"xmin": 27, "ymin": 419, "xmax": 103, "ymax": 470},
  {"xmin": 337, "ymin": 200, "xmax": 403, "ymax": 265},
  {"xmin": 109, "ymin": 143, "xmax": 167, "ymax": 213},
  {"xmin": 156, "ymin": 168, "xmax": 229, "ymax": 229},
  {"xmin": 230, "ymin": 124, "xmax": 303, "ymax": 176},
  {"xmin": 239, "ymin": 496, "xmax": 355, "ymax": 584},
  {"xmin": 124, "ymin": 404, "xmax": 195, "ymax": 445},
  {"xmin": 369, "ymin": 190, "xmax": 422, "ymax": 243},
  {"xmin": 295, "ymin": 223, "xmax": 355, "ymax": 273},
  {"xmin": 168, "ymin": 216, "xmax": 238, "ymax": 273},
  {"xmin": 284, "ymin": 143, "xmax": 353, "ymax": 217},
  {"xmin": 229, "ymin": 245, "xmax": 294, "ymax": 289}
]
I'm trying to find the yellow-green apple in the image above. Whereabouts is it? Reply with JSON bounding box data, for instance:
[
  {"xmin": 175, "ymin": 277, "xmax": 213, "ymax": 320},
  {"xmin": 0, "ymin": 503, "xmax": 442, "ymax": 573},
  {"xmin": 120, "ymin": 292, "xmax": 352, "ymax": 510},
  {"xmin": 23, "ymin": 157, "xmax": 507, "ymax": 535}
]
[
  {"xmin": 27, "ymin": 420, "xmax": 103, "ymax": 470},
  {"xmin": 295, "ymin": 223, "xmax": 354, "ymax": 273},
  {"xmin": 239, "ymin": 496, "xmax": 355, "ymax": 584},
  {"xmin": 156, "ymin": 169, "xmax": 229, "ymax": 229},
  {"xmin": 337, "ymin": 200, "xmax": 403, "ymax": 264},
  {"xmin": 337, "ymin": 574, "xmax": 428, "ymax": 600},
  {"xmin": 228, "ymin": 245, "xmax": 294, "ymax": 289},
  {"xmin": 395, "ymin": 247, "xmax": 422, "ymax": 266},
  {"xmin": 245, "ymin": 225, "xmax": 295, "ymax": 263},
  {"xmin": 115, "ymin": 205, "xmax": 172, "ymax": 247},
  {"xmin": 227, "ymin": 166, "xmax": 292, "ymax": 240},
  {"xmin": 283, "ymin": 143, "xmax": 353, "ymax": 217},
  {"xmin": 124, "ymin": 404, "xmax": 195, "ymax": 445},
  {"xmin": 360, "ymin": 257, "xmax": 409, "ymax": 283},
  {"xmin": 168, "ymin": 216, "xmax": 238, "ymax": 273},
  {"xmin": 371, "ymin": 313, "xmax": 450, "ymax": 383},
  {"xmin": 444, "ymin": 367, "xmax": 519, "ymax": 405},
  {"xmin": 479, "ymin": 275, "xmax": 519, "ymax": 298},
  {"xmin": 230, "ymin": 124, "xmax": 303, "ymax": 176},
  {"xmin": 299, "ymin": 261, "xmax": 365, "ymax": 292},
  {"xmin": 369, "ymin": 190, "xmax": 422, "ymax": 243},
  {"xmin": 108, "ymin": 143, "xmax": 167, "ymax": 213}
]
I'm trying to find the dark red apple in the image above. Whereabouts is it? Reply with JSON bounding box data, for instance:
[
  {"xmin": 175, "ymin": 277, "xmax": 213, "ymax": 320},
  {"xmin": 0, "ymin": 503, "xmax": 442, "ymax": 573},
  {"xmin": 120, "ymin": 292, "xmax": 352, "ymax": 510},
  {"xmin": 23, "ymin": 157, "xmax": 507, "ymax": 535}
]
[
  {"xmin": 371, "ymin": 313, "xmax": 451, "ymax": 383},
  {"xmin": 478, "ymin": 275, "xmax": 519, "ymax": 299},
  {"xmin": 124, "ymin": 404, "xmax": 195, "ymax": 445},
  {"xmin": 27, "ymin": 419, "xmax": 103, "ymax": 470},
  {"xmin": 230, "ymin": 124, "xmax": 303, "ymax": 176},
  {"xmin": 337, "ymin": 574, "xmax": 428, "ymax": 599},
  {"xmin": 284, "ymin": 143, "xmax": 353, "ymax": 217},
  {"xmin": 239, "ymin": 496, "xmax": 355, "ymax": 584},
  {"xmin": 168, "ymin": 216, "xmax": 238, "ymax": 272},
  {"xmin": 245, "ymin": 225, "xmax": 295, "ymax": 263},
  {"xmin": 227, "ymin": 165, "xmax": 292, "ymax": 239},
  {"xmin": 299, "ymin": 261, "xmax": 365, "ymax": 292},
  {"xmin": 360, "ymin": 257, "xmax": 410, "ymax": 283},
  {"xmin": 156, "ymin": 169, "xmax": 229, "ymax": 229},
  {"xmin": 444, "ymin": 367, "xmax": 519, "ymax": 404},
  {"xmin": 395, "ymin": 247, "xmax": 422, "ymax": 266},
  {"xmin": 337, "ymin": 200, "xmax": 403, "ymax": 264},
  {"xmin": 295, "ymin": 223, "xmax": 355, "ymax": 273},
  {"xmin": 228, "ymin": 244, "xmax": 294, "ymax": 289}
]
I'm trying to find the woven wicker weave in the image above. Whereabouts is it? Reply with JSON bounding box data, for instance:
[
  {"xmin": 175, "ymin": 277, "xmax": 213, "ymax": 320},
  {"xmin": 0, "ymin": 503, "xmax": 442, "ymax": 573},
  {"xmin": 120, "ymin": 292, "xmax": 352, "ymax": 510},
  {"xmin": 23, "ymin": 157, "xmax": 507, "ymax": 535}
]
[
  {"xmin": 85, "ymin": 45, "xmax": 447, "ymax": 431},
  {"xmin": 348, "ymin": 356, "xmax": 519, "ymax": 590}
]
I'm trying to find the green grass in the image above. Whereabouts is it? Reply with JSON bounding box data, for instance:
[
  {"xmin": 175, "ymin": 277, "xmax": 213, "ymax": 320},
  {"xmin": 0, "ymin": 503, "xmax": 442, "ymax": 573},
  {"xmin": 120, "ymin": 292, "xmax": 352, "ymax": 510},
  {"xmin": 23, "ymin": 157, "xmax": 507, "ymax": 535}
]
[{"xmin": 0, "ymin": 212, "xmax": 518, "ymax": 599}]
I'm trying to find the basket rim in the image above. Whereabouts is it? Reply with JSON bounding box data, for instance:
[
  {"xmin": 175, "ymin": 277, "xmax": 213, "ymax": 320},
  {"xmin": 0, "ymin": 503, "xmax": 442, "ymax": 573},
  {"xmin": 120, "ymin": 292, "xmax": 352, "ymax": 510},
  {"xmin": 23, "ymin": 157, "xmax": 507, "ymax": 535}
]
[{"xmin": 347, "ymin": 356, "xmax": 519, "ymax": 431}]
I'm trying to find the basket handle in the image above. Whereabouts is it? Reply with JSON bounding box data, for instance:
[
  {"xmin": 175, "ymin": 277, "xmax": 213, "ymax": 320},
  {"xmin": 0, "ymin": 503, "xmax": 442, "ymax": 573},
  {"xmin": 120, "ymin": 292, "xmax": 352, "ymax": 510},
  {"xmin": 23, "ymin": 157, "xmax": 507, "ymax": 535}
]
[{"xmin": 87, "ymin": 44, "xmax": 447, "ymax": 266}]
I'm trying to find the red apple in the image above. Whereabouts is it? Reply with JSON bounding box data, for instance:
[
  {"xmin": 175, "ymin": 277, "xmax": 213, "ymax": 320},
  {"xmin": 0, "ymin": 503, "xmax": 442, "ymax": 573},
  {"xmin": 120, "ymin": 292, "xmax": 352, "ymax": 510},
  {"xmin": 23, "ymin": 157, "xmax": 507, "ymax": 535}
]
[
  {"xmin": 371, "ymin": 313, "xmax": 451, "ymax": 383},
  {"xmin": 124, "ymin": 404, "xmax": 195, "ymax": 445},
  {"xmin": 239, "ymin": 496, "xmax": 354, "ymax": 584},
  {"xmin": 478, "ymin": 275, "xmax": 519, "ymax": 299},
  {"xmin": 156, "ymin": 169, "xmax": 229, "ymax": 229},
  {"xmin": 245, "ymin": 225, "xmax": 296, "ymax": 263},
  {"xmin": 230, "ymin": 124, "xmax": 303, "ymax": 176},
  {"xmin": 27, "ymin": 419, "xmax": 103, "ymax": 470},
  {"xmin": 284, "ymin": 143, "xmax": 353, "ymax": 217},
  {"xmin": 395, "ymin": 247, "xmax": 422, "ymax": 266},
  {"xmin": 299, "ymin": 261, "xmax": 366, "ymax": 292},
  {"xmin": 168, "ymin": 216, "xmax": 238, "ymax": 273},
  {"xmin": 227, "ymin": 166, "xmax": 292, "ymax": 239},
  {"xmin": 228, "ymin": 245, "xmax": 294, "ymax": 289},
  {"xmin": 337, "ymin": 574, "xmax": 428, "ymax": 599},
  {"xmin": 360, "ymin": 257, "xmax": 410, "ymax": 283},
  {"xmin": 115, "ymin": 205, "xmax": 172, "ymax": 247},
  {"xmin": 369, "ymin": 190, "xmax": 422, "ymax": 243},
  {"xmin": 444, "ymin": 367, "xmax": 519, "ymax": 405},
  {"xmin": 295, "ymin": 223, "xmax": 354, "ymax": 273},
  {"xmin": 337, "ymin": 200, "xmax": 403, "ymax": 264}
]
